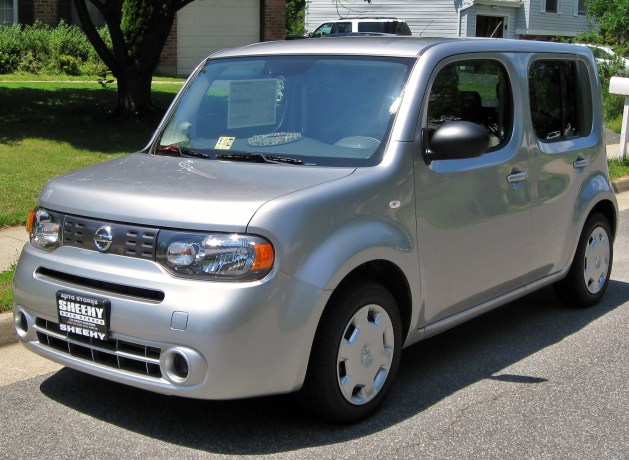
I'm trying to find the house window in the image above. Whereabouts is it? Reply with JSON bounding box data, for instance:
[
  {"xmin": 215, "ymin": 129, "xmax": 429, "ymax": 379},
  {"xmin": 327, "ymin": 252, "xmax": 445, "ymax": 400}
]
[
  {"xmin": 0, "ymin": 0, "xmax": 15, "ymax": 24},
  {"xmin": 545, "ymin": 0, "xmax": 559, "ymax": 13},
  {"xmin": 576, "ymin": 0, "xmax": 586, "ymax": 15}
]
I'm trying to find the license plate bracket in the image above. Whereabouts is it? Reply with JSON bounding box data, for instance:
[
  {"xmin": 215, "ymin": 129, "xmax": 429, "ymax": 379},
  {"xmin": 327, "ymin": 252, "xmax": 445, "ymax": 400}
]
[{"xmin": 56, "ymin": 291, "xmax": 110, "ymax": 341}]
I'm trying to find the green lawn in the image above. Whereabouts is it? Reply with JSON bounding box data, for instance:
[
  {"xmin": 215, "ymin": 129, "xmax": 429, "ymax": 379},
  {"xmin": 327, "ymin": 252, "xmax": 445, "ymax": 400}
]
[
  {"xmin": 0, "ymin": 265, "xmax": 14, "ymax": 313},
  {"xmin": 0, "ymin": 81, "xmax": 181, "ymax": 227}
]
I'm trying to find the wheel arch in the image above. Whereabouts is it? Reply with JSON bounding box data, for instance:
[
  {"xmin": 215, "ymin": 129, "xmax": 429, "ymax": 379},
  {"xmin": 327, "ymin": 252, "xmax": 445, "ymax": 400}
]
[
  {"xmin": 323, "ymin": 260, "xmax": 413, "ymax": 344},
  {"xmin": 589, "ymin": 199, "xmax": 618, "ymax": 239}
]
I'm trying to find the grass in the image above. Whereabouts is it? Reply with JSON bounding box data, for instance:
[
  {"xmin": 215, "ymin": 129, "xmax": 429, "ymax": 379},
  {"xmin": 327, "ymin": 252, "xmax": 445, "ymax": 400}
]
[
  {"xmin": 0, "ymin": 265, "xmax": 14, "ymax": 312},
  {"xmin": 0, "ymin": 80, "xmax": 182, "ymax": 227},
  {"xmin": 606, "ymin": 114, "xmax": 624, "ymax": 134},
  {"xmin": 607, "ymin": 114, "xmax": 629, "ymax": 180},
  {"xmin": 608, "ymin": 158, "xmax": 629, "ymax": 180},
  {"xmin": 0, "ymin": 73, "xmax": 185, "ymax": 83}
]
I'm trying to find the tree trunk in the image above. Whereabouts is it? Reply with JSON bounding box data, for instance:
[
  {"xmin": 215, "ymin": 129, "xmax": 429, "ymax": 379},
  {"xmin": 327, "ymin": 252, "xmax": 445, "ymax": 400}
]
[
  {"xmin": 115, "ymin": 66, "xmax": 154, "ymax": 116},
  {"xmin": 73, "ymin": 0, "xmax": 195, "ymax": 117}
]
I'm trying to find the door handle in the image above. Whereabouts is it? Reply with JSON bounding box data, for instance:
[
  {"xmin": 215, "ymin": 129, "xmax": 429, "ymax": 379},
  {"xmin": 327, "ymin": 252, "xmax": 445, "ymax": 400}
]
[
  {"xmin": 506, "ymin": 171, "xmax": 528, "ymax": 183},
  {"xmin": 573, "ymin": 157, "xmax": 589, "ymax": 169}
]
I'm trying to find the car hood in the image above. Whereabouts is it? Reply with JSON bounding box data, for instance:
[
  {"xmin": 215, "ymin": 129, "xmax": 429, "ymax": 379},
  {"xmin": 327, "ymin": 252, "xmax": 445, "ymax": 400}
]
[{"xmin": 39, "ymin": 153, "xmax": 355, "ymax": 232}]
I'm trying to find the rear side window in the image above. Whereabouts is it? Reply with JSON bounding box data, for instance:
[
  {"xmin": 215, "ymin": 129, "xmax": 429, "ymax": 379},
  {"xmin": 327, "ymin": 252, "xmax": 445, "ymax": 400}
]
[
  {"xmin": 313, "ymin": 23, "xmax": 333, "ymax": 36},
  {"xmin": 358, "ymin": 21, "xmax": 412, "ymax": 35},
  {"xmin": 427, "ymin": 60, "xmax": 512, "ymax": 150},
  {"xmin": 331, "ymin": 22, "xmax": 352, "ymax": 34},
  {"xmin": 528, "ymin": 60, "xmax": 592, "ymax": 141}
]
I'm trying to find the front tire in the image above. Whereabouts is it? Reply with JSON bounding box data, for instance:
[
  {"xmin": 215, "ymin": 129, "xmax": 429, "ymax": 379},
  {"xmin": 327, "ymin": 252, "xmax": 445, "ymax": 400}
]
[
  {"xmin": 301, "ymin": 281, "xmax": 402, "ymax": 423},
  {"xmin": 554, "ymin": 213, "xmax": 613, "ymax": 308}
]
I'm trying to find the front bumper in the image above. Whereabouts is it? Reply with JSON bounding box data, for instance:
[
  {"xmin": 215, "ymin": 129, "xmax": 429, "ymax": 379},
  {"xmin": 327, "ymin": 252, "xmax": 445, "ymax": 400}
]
[{"xmin": 13, "ymin": 244, "xmax": 328, "ymax": 399}]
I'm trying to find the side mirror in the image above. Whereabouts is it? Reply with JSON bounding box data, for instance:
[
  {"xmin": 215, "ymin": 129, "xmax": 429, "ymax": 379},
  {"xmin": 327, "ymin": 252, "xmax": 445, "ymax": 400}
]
[{"xmin": 422, "ymin": 121, "xmax": 489, "ymax": 164}]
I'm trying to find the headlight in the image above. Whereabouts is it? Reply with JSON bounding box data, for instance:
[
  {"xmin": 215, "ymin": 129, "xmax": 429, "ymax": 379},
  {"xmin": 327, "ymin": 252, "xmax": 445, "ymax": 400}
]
[
  {"xmin": 157, "ymin": 230, "xmax": 274, "ymax": 281},
  {"xmin": 29, "ymin": 208, "xmax": 63, "ymax": 252}
]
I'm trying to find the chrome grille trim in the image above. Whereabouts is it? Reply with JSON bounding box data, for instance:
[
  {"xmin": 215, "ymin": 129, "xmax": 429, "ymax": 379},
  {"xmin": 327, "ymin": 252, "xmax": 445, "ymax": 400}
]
[
  {"xmin": 63, "ymin": 215, "xmax": 158, "ymax": 260},
  {"xmin": 35, "ymin": 317, "xmax": 162, "ymax": 378}
]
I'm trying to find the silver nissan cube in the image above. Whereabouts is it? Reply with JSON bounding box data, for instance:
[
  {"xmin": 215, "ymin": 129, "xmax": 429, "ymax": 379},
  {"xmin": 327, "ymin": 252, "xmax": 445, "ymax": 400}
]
[{"xmin": 13, "ymin": 37, "xmax": 618, "ymax": 423}]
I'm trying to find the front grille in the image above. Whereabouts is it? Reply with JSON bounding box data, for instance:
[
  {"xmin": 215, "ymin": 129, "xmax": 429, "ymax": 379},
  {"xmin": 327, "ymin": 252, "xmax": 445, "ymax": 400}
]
[
  {"xmin": 35, "ymin": 317, "xmax": 162, "ymax": 379},
  {"xmin": 63, "ymin": 215, "xmax": 158, "ymax": 260}
]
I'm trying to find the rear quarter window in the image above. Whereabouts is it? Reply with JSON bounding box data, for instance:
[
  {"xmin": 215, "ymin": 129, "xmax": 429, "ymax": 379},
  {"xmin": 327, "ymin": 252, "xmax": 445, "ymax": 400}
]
[{"xmin": 528, "ymin": 59, "xmax": 593, "ymax": 141}]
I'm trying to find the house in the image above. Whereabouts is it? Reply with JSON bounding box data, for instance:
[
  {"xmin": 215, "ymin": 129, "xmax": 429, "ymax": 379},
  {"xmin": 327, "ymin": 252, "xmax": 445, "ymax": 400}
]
[
  {"xmin": 305, "ymin": 0, "xmax": 591, "ymax": 40},
  {"xmin": 2, "ymin": 0, "xmax": 286, "ymax": 75}
]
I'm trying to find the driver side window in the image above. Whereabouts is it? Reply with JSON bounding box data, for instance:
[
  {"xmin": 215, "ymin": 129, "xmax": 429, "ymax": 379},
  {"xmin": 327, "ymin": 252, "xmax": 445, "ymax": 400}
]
[{"xmin": 427, "ymin": 60, "xmax": 512, "ymax": 150}]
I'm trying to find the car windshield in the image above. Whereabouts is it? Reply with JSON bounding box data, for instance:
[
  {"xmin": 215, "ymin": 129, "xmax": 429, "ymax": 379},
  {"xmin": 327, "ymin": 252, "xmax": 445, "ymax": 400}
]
[{"xmin": 157, "ymin": 55, "xmax": 412, "ymax": 166}]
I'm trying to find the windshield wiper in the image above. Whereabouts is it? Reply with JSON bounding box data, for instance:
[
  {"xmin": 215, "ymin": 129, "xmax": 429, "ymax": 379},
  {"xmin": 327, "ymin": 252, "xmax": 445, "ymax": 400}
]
[
  {"xmin": 216, "ymin": 152, "xmax": 303, "ymax": 165},
  {"xmin": 155, "ymin": 144, "xmax": 212, "ymax": 159}
]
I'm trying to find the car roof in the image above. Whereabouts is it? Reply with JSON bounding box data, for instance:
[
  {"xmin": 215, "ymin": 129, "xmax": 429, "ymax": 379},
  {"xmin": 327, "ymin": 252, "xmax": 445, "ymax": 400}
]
[
  {"xmin": 210, "ymin": 37, "xmax": 594, "ymax": 60},
  {"xmin": 335, "ymin": 17, "xmax": 403, "ymax": 21}
]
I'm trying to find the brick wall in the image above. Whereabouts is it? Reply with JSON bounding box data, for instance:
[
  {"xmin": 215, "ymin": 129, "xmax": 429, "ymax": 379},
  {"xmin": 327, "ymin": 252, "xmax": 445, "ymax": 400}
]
[
  {"xmin": 157, "ymin": 0, "xmax": 287, "ymax": 75},
  {"xmin": 157, "ymin": 19, "xmax": 178, "ymax": 76},
  {"xmin": 33, "ymin": 0, "xmax": 58, "ymax": 26},
  {"xmin": 263, "ymin": 0, "xmax": 286, "ymax": 41}
]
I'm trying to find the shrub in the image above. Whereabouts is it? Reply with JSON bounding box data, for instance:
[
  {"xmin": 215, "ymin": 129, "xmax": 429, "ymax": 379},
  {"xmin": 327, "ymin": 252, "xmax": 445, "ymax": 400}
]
[
  {"xmin": 0, "ymin": 25, "xmax": 22, "ymax": 73},
  {"xmin": 597, "ymin": 55, "xmax": 629, "ymax": 121},
  {"xmin": 0, "ymin": 21, "xmax": 110, "ymax": 76},
  {"xmin": 58, "ymin": 54, "xmax": 81, "ymax": 76}
]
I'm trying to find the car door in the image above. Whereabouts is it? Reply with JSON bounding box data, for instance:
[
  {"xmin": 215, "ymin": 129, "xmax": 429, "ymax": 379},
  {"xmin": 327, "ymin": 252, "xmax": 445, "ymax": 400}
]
[
  {"xmin": 414, "ymin": 56, "xmax": 534, "ymax": 325},
  {"xmin": 525, "ymin": 56, "xmax": 599, "ymax": 279}
]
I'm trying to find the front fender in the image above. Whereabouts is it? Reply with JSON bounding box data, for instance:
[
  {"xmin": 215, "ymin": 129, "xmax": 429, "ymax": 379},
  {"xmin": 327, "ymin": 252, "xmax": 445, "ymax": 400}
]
[{"xmin": 296, "ymin": 215, "xmax": 416, "ymax": 290}]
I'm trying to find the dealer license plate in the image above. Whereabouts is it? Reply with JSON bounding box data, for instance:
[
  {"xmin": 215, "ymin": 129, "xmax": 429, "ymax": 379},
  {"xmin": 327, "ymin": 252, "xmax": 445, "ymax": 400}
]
[{"xmin": 56, "ymin": 291, "xmax": 110, "ymax": 341}]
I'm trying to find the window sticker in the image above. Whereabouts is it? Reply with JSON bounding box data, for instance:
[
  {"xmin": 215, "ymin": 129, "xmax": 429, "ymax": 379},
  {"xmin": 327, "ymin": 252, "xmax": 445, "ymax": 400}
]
[
  {"xmin": 215, "ymin": 136, "xmax": 236, "ymax": 150},
  {"xmin": 228, "ymin": 79, "xmax": 277, "ymax": 129}
]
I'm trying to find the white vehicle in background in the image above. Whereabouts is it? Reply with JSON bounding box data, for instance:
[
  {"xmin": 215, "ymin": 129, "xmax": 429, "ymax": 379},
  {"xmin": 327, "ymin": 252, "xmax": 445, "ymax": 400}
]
[
  {"xmin": 310, "ymin": 17, "xmax": 412, "ymax": 37},
  {"xmin": 576, "ymin": 43, "xmax": 629, "ymax": 69}
]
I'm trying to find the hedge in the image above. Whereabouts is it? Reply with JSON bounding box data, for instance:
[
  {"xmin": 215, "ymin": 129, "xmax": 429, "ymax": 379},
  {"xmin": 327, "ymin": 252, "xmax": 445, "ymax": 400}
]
[{"xmin": 0, "ymin": 21, "xmax": 110, "ymax": 76}]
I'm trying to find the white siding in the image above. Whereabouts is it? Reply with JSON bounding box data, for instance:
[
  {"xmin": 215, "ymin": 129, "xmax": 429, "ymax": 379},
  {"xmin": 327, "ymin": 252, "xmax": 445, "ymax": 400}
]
[
  {"xmin": 177, "ymin": 0, "xmax": 259, "ymax": 75},
  {"xmin": 305, "ymin": 0, "xmax": 461, "ymax": 38},
  {"xmin": 306, "ymin": 0, "xmax": 590, "ymax": 39},
  {"xmin": 516, "ymin": 0, "xmax": 590, "ymax": 37}
]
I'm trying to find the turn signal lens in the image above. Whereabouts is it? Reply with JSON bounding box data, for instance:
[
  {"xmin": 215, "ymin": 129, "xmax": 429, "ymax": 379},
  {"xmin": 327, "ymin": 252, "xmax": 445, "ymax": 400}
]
[
  {"xmin": 252, "ymin": 242, "xmax": 274, "ymax": 271},
  {"xmin": 26, "ymin": 210, "xmax": 35, "ymax": 234}
]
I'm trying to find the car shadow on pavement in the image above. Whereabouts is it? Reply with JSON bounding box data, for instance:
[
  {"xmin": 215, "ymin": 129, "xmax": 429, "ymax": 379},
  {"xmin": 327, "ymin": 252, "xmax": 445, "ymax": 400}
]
[{"xmin": 39, "ymin": 280, "xmax": 629, "ymax": 454}]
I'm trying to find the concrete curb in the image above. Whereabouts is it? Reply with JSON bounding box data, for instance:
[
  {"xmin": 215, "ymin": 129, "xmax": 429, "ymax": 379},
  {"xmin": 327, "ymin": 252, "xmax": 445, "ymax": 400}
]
[
  {"xmin": 0, "ymin": 312, "xmax": 16, "ymax": 348},
  {"xmin": 611, "ymin": 177, "xmax": 629, "ymax": 194}
]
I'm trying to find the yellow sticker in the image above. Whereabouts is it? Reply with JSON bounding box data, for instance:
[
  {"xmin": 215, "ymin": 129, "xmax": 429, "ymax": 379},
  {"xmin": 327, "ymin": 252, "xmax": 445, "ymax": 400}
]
[{"xmin": 214, "ymin": 137, "xmax": 236, "ymax": 150}]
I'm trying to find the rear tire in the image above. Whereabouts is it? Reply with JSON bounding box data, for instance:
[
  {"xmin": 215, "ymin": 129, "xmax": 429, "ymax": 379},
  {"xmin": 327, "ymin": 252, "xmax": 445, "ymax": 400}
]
[
  {"xmin": 554, "ymin": 213, "xmax": 613, "ymax": 308},
  {"xmin": 301, "ymin": 281, "xmax": 402, "ymax": 423}
]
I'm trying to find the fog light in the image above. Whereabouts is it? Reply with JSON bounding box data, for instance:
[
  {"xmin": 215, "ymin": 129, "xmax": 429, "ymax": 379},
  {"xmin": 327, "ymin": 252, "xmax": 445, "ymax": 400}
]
[
  {"xmin": 160, "ymin": 347, "xmax": 206, "ymax": 386},
  {"xmin": 14, "ymin": 309, "xmax": 30, "ymax": 339},
  {"xmin": 172, "ymin": 353, "xmax": 189, "ymax": 380},
  {"xmin": 164, "ymin": 350, "xmax": 191, "ymax": 383},
  {"xmin": 19, "ymin": 312, "xmax": 28, "ymax": 333}
]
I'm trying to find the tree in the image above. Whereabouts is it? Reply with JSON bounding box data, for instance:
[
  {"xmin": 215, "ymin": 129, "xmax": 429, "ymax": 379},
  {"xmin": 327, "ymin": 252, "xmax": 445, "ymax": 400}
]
[
  {"xmin": 73, "ymin": 0, "xmax": 195, "ymax": 116},
  {"xmin": 585, "ymin": 0, "xmax": 629, "ymax": 51},
  {"xmin": 286, "ymin": 0, "xmax": 306, "ymax": 36}
]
